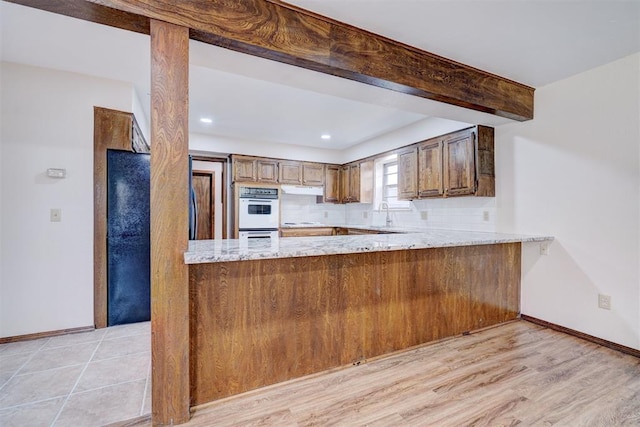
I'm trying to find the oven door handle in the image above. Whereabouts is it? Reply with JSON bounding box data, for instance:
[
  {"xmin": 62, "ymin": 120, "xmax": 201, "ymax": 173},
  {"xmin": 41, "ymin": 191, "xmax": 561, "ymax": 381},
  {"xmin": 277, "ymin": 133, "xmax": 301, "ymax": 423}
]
[{"xmin": 245, "ymin": 231, "xmax": 276, "ymax": 239}]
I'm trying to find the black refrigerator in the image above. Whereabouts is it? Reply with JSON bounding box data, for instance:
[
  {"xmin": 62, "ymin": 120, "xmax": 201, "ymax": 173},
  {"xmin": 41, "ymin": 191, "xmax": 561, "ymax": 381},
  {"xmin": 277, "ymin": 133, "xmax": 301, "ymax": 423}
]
[
  {"xmin": 107, "ymin": 150, "xmax": 150, "ymax": 326},
  {"xmin": 107, "ymin": 151, "xmax": 196, "ymax": 326}
]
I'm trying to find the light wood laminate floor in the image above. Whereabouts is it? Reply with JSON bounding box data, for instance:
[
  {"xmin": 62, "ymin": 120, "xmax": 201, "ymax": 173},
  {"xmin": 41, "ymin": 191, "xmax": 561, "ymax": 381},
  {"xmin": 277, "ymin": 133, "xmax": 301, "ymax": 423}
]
[{"xmin": 141, "ymin": 320, "xmax": 640, "ymax": 426}]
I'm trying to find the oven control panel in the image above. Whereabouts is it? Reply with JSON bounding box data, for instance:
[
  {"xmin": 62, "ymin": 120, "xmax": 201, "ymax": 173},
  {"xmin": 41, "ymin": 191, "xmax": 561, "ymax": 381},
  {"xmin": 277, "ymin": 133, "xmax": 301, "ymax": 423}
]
[{"xmin": 239, "ymin": 187, "xmax": 279, "ymax": 199}]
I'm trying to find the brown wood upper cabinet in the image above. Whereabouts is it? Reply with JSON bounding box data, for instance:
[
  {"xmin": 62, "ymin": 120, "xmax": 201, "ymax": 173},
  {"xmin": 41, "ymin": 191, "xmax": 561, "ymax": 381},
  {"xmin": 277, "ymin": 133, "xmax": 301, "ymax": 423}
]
[
  {"xmin": 398, "ymin": 126, "xmax": 494, "ymax": 199},
  {"xmin": 233, "ymin": 155, "xmax": 257, "ymax": 182},
  {"xmin": 323, "ymin": 164, "xmax": 341, "ymax": 203},
  {"xmin": 418, "ymin": 139, "xmax": 444, "ymax": 198},
  {"xmin": 302, "ymin": 162, "xmax": 324, "ymax": 186},
  {"xmin": 256, "ymin": 158, "xmax": 279, "ymax": 183},
  {"xmin": 340, "ymin": 161, "xmax": 373, "ymax": 203},
  {"xmin": 232, "ymin": 155, "xmax": 279, "ymax": 183},
  {"xmin": 443, "ymin": 130, "xmax": 475, "ymax": 196},
  {"xmin": 231, "ymin": 125, "xmax": 494, "ymax": 198},
  {"xmin": 279, "ymin": 161, "xmax": 303, "ymax": 184},
  {"xmin": 278, "ymin": 161, "xmax": 325, "ymax": 185},
  {"xmin": 340, "ymin": 164, "xmax": 357, "ymax": 203},
  {"xmin": 397, "ymin": 147, "xmax": 418, "ymax": 199}
]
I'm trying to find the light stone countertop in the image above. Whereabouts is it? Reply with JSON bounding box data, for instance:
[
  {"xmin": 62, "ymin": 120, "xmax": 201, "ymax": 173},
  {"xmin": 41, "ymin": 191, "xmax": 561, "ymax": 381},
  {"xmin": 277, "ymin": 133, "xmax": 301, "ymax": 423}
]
[{"xmin": 184, "ymin": 228, "xmax": 554, "ymax": 264}]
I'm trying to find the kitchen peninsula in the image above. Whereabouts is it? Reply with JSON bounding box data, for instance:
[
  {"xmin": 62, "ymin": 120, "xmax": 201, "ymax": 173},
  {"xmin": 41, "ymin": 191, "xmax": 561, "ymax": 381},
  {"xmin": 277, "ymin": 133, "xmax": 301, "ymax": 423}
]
[{"xmin": 186, "ymin": 229, "xmax": 552, "ymax": 406}]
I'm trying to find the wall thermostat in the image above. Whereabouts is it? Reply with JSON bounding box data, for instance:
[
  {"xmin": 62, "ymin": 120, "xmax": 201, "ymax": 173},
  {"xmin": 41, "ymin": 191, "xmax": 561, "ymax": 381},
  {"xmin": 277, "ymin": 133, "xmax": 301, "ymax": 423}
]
[{"xmin": 47, "ymin": 168, "xmax": 66, "ymax": 178}]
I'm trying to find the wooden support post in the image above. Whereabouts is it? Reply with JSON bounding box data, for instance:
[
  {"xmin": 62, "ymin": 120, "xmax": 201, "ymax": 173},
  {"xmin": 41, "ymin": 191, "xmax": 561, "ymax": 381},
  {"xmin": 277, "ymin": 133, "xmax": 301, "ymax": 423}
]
[{"xmin": 150, "ymin": 19, "xmax": 190, "ymax": 425}]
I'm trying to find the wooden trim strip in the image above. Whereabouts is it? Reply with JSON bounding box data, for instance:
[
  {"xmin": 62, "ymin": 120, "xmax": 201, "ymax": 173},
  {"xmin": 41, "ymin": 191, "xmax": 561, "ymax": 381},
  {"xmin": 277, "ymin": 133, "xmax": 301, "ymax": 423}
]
[
  {"xmin": 7, "ymin": 0, "xmax": 534, "ymax": 121},
  {"xmin": 521, "ymin": 315, "xmax": 640, "ymax": 359},
  {"xmin": 104, "ymin": 414, "xmax": 152, "ymax": 427},
  {"xmin": 0, "ymin": 325, "xmax": 94, "ymax": 344}
]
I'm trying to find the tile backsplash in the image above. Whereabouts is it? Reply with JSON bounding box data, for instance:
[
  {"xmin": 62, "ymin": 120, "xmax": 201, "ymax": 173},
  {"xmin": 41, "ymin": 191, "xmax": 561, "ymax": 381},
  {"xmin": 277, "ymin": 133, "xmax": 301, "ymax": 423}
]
[
  {"xmin": 280, "ymin": 194, "xmax": 496, "ymax": 232},
  {"xmin": 280, "ymin": 194, "xmax": 346, "ymax": 225}
]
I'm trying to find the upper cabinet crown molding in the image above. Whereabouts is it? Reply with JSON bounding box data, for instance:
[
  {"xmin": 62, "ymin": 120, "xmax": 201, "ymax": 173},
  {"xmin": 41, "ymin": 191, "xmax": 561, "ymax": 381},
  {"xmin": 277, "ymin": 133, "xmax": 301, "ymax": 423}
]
[{"xmin": 9, "ymin": 0, "xmax": 534, "ymax": 121}]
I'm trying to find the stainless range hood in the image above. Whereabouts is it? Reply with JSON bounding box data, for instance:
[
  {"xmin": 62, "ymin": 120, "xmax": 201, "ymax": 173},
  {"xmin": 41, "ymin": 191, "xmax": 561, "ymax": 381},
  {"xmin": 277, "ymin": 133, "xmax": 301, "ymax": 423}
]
[{"xmin": 280, "ymin": 185, "xmax": 324, "ymax": 196}]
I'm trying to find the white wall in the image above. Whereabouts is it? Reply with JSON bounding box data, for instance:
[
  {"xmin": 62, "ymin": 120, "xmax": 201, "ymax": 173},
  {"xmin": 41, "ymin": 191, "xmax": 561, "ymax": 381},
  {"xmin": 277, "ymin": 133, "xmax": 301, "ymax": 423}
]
[
  {"xmin": 496, "ymin": 53, "xmax": 640, "ymax": 350},
  {"xmin": 342, "ymin": 117, "xmax": 470, "ymax": 164},
  {"xmin": 0, "ymin": 62, "xmax": 134, "ymax": 338},
  {"xmin": 189, "ymin": 132, "xmax": 343, "ymax": 164},
  {"xmin": 190, "ymin": 117, "xmax": 470, "ymax": 166}
]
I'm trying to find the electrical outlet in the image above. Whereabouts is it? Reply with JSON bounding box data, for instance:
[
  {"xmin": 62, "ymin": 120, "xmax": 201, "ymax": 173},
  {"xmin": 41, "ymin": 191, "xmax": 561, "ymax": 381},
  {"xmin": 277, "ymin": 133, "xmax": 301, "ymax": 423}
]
[
  {"xmin": 540, "ymin": 242, "xmax": 550, "ymax": 256},
  {"xmin": 482, "ymin": 211, "xmax": 490, "ymax": 221},
  {"xmin": 323, "ymin": 211, "xmax": 328, "ymax": 218},
  {"xmin": 598, "ymin": 294, "xmax": 611, "ymax": 310},
  {"xmin": 421, "ymin": 211, "xmax": 428, "ymax": 220},
  {"xmin": 363, "ymin": 211, "xmax": 368, "ymax": 219},
  {"xmin": 50, "ymin": 208, "xmax": 62, "ymax": 222}
]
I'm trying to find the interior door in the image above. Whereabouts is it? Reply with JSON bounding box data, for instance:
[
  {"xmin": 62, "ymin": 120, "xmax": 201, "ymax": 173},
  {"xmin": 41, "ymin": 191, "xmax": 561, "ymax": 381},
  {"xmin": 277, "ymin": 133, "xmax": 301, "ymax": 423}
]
[
  {"xmin": 107, "ymin": 149, "xmax": 150, "ymax": 326},
  {"xmin": 193, "ymin": 170, "xmax": 215, "ymax": 240}
]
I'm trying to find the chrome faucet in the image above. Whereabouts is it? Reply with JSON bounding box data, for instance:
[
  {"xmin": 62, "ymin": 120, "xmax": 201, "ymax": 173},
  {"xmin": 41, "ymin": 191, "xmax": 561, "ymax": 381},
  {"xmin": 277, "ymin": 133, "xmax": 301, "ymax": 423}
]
[{"xmin": 379, "ymin": 202, "xmax": 392, "ymax": 227}]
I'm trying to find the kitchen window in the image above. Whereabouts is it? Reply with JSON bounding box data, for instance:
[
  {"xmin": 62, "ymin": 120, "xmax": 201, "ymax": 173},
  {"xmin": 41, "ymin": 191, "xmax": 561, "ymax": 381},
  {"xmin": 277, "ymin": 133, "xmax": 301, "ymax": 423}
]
[
  {"xmin": 374, "ymin": 154, "xmax": 411, "ymax": 210},
  {"xmin": 382, "ymin": 162, "xmax": 398, "ymax": 203}
]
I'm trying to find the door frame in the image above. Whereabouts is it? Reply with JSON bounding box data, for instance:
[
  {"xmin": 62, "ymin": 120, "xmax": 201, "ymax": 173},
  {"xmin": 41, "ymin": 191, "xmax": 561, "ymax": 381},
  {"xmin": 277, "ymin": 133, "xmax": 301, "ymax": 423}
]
[
  {"xmin": 191, "ymin": 156, "xmax": 229, "ymax": 239},
  {"xmin": 93, "ymin": 107, "xmax": 138, "ymax": 329}
]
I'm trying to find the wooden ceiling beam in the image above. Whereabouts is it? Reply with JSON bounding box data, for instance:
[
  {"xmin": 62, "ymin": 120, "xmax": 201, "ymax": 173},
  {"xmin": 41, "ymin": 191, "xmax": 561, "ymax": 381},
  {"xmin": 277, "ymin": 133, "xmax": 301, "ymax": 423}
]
[{"xmin": 5, "ymin": 0, "xmax": 534, "ymax": 120}]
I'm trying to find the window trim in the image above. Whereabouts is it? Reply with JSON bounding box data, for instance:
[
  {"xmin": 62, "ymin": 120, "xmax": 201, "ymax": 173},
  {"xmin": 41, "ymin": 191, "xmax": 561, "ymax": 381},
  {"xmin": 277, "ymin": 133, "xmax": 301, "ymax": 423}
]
[{"xmin": 374, "ymin": 154, "xmax": 411, "ymax": 211}]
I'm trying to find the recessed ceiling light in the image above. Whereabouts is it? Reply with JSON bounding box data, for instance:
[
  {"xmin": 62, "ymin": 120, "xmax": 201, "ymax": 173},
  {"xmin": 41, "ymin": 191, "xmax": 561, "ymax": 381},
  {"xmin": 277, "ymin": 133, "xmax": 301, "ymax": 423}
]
[
  {"xmin": 200, "ymin": 117, "xmax": 213, "ymax": 124},
  {"xmin": 321, "ymin": 134, "xmax": 331, "ymax": 140}
]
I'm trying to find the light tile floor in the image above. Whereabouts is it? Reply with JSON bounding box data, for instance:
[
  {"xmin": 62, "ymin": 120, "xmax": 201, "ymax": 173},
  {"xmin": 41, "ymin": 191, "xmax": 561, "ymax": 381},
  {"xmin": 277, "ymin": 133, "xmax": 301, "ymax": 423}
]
[{"xmin": 0, "ymin": 321, "xmax": 151, "ymax": 427}]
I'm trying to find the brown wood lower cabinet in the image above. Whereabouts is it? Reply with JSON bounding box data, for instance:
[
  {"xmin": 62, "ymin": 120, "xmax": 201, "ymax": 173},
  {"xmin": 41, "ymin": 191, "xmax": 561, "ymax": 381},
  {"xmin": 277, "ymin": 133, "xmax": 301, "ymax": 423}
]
[
  {"xmin": 280, "ymin": 227, "xmax": 335, "ymax": 237},
  {"xmin": 189, "ymin": 243, "xmax": 521, "ymax": 405}
]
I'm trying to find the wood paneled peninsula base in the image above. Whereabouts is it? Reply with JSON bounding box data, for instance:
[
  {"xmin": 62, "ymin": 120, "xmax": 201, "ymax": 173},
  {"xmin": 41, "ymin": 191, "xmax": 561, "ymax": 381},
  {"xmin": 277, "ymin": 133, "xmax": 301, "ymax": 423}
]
[{"xmin": 186, "ymin": 231, "xmax": 552, "ymax": 407}]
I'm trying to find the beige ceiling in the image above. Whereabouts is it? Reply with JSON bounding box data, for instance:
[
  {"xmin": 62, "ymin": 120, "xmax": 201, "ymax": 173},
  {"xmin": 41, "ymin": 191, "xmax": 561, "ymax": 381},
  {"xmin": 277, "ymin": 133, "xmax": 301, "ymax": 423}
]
[{"xmin": 2, "ymin": 1, "xmax": 638, "ymax": 150}]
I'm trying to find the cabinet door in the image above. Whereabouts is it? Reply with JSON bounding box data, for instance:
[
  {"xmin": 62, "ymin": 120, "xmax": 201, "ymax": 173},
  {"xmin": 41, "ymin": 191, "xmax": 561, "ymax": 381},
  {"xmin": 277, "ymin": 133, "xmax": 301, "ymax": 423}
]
[
  {"xmin": 444, "ymin": 131, "xmax": 476, "ymax": 196},
  {"xmin": 340, "ymin": 166, "xmax": 350, "ymax": 203},
  {"xmin": 348, "ymin": 164, "xmax": 361, "ymax": 202},
  {"xmin": 347, "ymin": 228, "xmax": 379, "ymax": 235},
  {"xmin": 417, "ymin": 140, "xmax": 443, "ymax": 198},
  {"xmin": 359, "ymin": 160, "xmax": 374, "ymax": 204},
  {"xmin": 475, "ymin": 126, "xmax": 495, "ymax": 197},
  {"xmin": 279, "ymin": 161, "xmax": 303, "ymax": 184},
  {"xmin": 280, "ymin": 227, "xmax": 334, "ymax": 237},
  {"xmin": 233, "ymin": 157, "xmax": 256, "ymax": 182},
  {"xmin": 256, "ymin": 159, "xmax": 278, "ymax": 183},
  {"xmin": 302, "ymin": 162, "xmax": 325, "ymax": 186},
  {"xmin": 324, "ymin": 165, "xmax": 341, "ymax": 203},
  {"xmin": 397, "ymin": 147, "xmax": 418, "ymax": 200}
]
